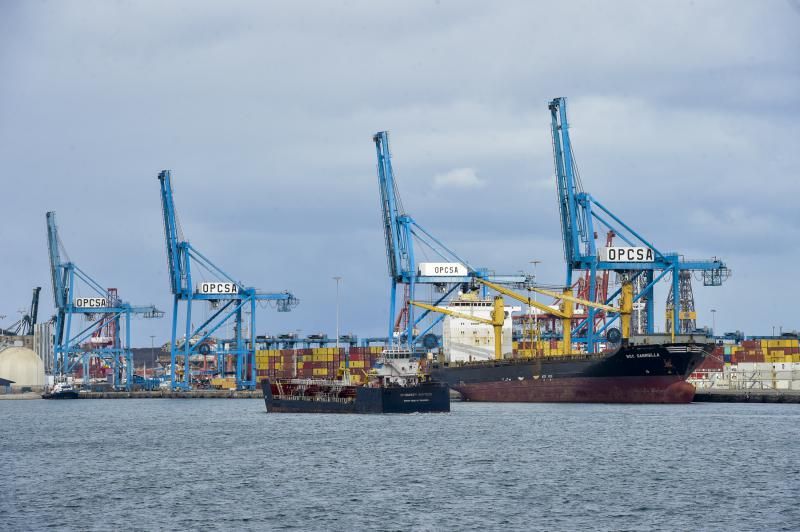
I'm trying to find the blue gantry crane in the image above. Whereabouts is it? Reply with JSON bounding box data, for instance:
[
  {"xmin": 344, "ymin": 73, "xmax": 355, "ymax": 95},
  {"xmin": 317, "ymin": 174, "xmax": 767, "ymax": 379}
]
[
  {"xmin": 373, "ymin": 131, "xmax": 525, "ymax": 347},
  {"xmin": 47, "ymin": 212, "xmax": 163, "ymax": 390},
  {"xmin": 547, "ymin": 97, "xmax": 729, "ymax": 349},
  {"xmin": 158, "ymin": 170, "xmax": 298, "ymax": 390}
]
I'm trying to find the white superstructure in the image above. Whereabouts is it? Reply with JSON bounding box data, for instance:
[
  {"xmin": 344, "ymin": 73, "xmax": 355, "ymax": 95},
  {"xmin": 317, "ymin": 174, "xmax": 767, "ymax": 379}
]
[{"xmin": 442, "ymin": 293, "xmax": 519, "ymax": 363}]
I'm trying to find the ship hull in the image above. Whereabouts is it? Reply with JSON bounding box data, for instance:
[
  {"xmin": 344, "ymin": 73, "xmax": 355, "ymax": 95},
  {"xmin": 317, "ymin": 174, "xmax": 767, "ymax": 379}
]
[
  {"xmin": 262, "ymin": 379, "xmax": 450, "ymax": 414},
  {"xmin": 431, "ymin": 342, "xmax": 711, "ymax": 404}
]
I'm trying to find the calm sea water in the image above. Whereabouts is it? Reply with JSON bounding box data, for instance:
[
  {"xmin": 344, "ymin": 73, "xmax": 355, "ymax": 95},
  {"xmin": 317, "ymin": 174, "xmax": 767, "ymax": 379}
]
[{"xmin": 2, "ymin": 399, "xmax": 798, "ymax": 531}]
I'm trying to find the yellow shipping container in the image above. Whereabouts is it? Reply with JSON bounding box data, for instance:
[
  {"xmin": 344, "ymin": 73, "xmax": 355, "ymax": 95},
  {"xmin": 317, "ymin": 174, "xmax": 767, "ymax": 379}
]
[
  {"xmin": 313, "ymin": 368, "xmax": 329, "ymax": 376},
  {"xmin": 349, "ymin": 361, "xmax": 365, "ymax": 368},
  {"xmin": 211, "ymin": 377, "xmax": 236, "ymax": 390},
  {"xmin": 297, "ymin": 362, "xmax": 304, "ymax": 369}
]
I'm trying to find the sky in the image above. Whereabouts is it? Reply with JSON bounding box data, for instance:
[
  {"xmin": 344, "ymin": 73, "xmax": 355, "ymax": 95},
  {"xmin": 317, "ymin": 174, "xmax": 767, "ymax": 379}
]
[{"xmin": 1, "ymin": 1, "xmax": 798, "ymax": 345}]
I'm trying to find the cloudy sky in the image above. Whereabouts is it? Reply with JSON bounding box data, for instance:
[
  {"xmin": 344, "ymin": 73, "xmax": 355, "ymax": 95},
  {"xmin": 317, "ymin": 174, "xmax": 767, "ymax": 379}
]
[{"xmin": 1, "ymin": 1, "xmax": 798, "ymax": 345}]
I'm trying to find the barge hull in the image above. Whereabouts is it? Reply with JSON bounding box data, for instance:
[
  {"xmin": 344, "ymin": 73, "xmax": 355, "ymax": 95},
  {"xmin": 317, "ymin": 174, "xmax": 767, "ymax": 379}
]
[{"xmin": 263, "ymin": 380, "xmax": 450, "ymax": 414}]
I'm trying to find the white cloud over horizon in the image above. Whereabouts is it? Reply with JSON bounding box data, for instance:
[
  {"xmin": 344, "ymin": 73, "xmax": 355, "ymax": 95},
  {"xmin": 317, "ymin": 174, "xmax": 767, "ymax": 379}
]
[{"xmin": 432, "ymin": 167, "xmax": 486, "ymax": 189}]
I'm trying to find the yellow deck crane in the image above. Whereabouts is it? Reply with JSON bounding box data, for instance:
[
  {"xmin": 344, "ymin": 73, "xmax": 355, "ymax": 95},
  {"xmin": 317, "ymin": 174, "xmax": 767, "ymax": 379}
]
[
  {"xmin": 410, "ymin": 280, "xmax": 634, "ymax": 361},
  {"xmin": 475, "ymin": 278, "xmax": 634, "ymax": 354},
  {"xmin": 409, "ymin": 296, "xmax": 507, "ymax": 360}
]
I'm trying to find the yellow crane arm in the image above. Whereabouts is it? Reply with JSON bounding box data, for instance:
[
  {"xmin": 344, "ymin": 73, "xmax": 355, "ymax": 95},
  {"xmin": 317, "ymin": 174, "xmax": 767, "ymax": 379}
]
[
  {"xmin": 476, "ymin": 278, "xmax": 634, "ymax": 347},
  {"xmin": 409, "ymin": 297, "xmax": 506, "ymax": 360},
  {"xmin": 526, "ymin": 285, "xmax": 621, "ymax": 314},
  {"xmin": 475, "ymin": 278, "xmax": 569, "ymax": 318},
  {"xmin": 409, "ymin": 301, "xmax": 495, "ymax": 326}
]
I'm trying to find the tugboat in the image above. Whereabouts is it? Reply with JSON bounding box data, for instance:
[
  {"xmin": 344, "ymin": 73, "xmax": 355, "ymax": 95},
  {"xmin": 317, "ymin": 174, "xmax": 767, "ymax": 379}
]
[
  {"xmin": 42, "ymin": 381, "xmax": 80, "ymax": 400},
  {"xmin": 262, "ymin": 348, "xmax": 450, "ymax": 414}
]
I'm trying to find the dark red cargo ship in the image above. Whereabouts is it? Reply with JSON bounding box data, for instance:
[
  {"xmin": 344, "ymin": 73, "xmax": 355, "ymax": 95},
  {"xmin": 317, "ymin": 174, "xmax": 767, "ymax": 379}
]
[{"xmin": 430, "ymin": 341, "xmax": 712, "ymax": 404}]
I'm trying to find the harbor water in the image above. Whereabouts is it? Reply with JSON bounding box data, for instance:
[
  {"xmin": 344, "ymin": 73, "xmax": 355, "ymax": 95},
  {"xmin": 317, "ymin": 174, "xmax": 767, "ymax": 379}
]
[{"xmin": 2, "ymin": 400, "xmax": 798, "ymax": 530}]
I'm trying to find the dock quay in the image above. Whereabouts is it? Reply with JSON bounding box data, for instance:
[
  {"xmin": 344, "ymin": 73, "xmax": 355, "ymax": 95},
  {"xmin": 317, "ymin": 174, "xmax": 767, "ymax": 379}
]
[
  {"xmin": 69, "ymin": 390, "xmax": 262, "ymax": 399},
  {"xmin": 694, "ymin": 389, "xmax": 800, "ymax": 403}
]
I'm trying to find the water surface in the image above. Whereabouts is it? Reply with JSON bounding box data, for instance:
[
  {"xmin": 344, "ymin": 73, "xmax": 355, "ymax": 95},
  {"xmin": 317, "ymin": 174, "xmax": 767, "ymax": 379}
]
[{"xmin": 2, "ymin": 400, "xmax": 798, "ymax": 530}]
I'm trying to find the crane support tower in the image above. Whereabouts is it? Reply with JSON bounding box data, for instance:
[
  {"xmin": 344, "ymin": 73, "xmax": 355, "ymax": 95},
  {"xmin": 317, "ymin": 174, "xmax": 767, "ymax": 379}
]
[
  {"xmin": 158, "ymin": 170, "xmax": 298, "ymax": 390},
  {"xmin": 665, "ymin": 270, "xmax": 697, "ymax": 334},
  {"xmin": 373, "ymin": 131, "xmax": 526, "ymax": 348},
  {"xmin": 46, "ymin": 212, "xmax": 163, "ymax": 390},
  {"xmin": 548, "ymin": 97, "xmax": 729, "ymax": 349}
]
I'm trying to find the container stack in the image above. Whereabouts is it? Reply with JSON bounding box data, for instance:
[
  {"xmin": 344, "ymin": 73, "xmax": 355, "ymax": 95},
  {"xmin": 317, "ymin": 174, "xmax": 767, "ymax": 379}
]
[
  {"xmin": 512, "ymin": 340, "xmax": 567, "ymax": 358},
  {"xmin": 253, "ymin": 346, "xmax": 385, "ymax": 382}
]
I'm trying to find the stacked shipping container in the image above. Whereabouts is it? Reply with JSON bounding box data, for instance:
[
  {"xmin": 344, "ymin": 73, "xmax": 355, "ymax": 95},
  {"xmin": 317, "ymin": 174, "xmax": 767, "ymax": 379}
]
[
  {"xmin": 253, "ymin": 346, "xmax": 385, "ymax": 384},
  {"xmin": 512, "ymin": 340, "xmax": 567, "ymax": 358},
  {"xmin": 690, "ymin": 337, "xmax": 800, "ymax": 382}
]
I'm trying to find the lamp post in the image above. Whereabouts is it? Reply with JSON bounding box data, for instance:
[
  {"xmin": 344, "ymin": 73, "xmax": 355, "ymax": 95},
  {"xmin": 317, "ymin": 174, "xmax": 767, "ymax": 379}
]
[{"xmin": 333, "ymin": 277, "xmax": 342, "ymax": 350}]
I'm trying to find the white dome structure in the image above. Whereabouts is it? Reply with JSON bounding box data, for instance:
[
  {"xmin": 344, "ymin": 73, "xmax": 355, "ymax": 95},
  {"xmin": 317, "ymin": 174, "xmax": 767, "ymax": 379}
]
[{"xmin": 0, "ymin": 346, "xmax": 45, "ymax": 388}]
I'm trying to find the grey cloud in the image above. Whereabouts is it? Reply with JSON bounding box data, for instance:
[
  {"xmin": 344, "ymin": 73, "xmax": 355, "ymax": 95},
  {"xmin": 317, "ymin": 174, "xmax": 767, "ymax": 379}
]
[{"xmin": 1, "ymin": 0, "xmax": 798, "ymax": 340}]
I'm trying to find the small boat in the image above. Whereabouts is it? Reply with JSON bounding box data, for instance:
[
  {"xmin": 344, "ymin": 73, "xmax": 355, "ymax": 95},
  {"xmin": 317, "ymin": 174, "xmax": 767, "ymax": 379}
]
[
  {"xmin": 262, "ymin": 348, "xmax": 450, "ymax": 414},
  {"xmin": 42, "ymin": 382, "xmax": 80, "ymax": 400}
]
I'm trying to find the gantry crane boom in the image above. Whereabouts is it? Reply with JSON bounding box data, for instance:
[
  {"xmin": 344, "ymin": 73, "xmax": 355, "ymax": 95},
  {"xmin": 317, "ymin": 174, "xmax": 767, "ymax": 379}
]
[
  {"xmin": 29, "ymin": 287, "xmax": 40, "ymax": 333},
  {"xmin": 157, "ymin": 170, "xmax": 298, "ymax": 390},
  {"xmin": 547, "ymin": 97, "xmax": 727, "ymax": 347},
  {"xmin": 8, "ymin": 287, "xmax": 41, "ymax": 336},
  {"xmin": 373, "ymin": 131, "xmax": 527, "ymax": 347},
  {"xmin": 410, "ymin": 297, "xmax": 506, "ymax": 360},
  {"xmin": 45, "ymin": 211, "xmax": 162, "ymax": 390}
]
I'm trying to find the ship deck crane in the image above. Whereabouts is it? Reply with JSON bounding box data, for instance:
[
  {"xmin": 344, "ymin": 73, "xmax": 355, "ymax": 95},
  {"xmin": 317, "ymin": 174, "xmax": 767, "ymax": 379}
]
[
  {"xmin": 374, "ymin": 131, "xmax": 526, "ymax": 348},
  {"xmin": 46, "ymin": 212, "xmax": 163, "ymax": 390},
  {"xmin": 158, "ymin": 170, "xmax": 298, "ymax": 390},
  {"xmin": 412, "ymin": 275, "xmax": 633, "ymax": 360},
  {"xmin": 548, "ymin": 97, "xmax": 728, "ymax": 350},
  {"xmin": 475, "ymin": 278, "xmax": 633, "ymax": 351}
]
